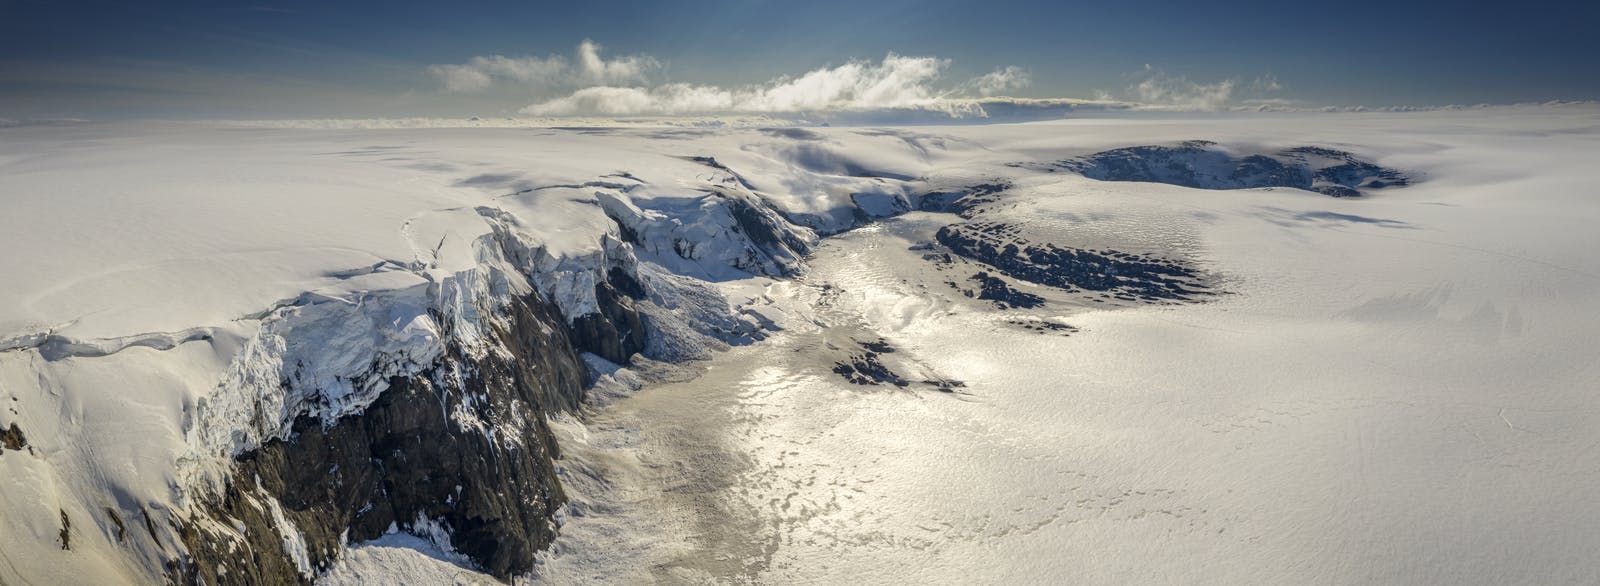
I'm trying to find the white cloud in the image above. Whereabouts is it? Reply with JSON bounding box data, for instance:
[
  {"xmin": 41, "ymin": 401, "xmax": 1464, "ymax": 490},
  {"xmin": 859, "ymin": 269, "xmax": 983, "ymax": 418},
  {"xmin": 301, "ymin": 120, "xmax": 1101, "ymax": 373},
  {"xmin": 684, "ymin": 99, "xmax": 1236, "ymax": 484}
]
[
  {"xmin": 1109, "ymin": 65, "xmax": 1284, "ymax": 111},
  {"xmin": 1129, "ymin": 65, "xmax": 1236, "ymax": 110},
  {"xmin": 572, "ymin": 39, "xmax": 659, "ymax": 85},
  {"xmin": 519, "ymin": 53, "xmax": 1025, "ymax": 116},
  {"xmin": 427, "ymin": 55, "xmax": 565, "ymax": 92},
  {"xmin": 964, "ymin": 66, "xmax": 1032, "ymax": 97},
  {"xmin": 426, "ymin": 40, "xmax": 658, "ymax": 93}
]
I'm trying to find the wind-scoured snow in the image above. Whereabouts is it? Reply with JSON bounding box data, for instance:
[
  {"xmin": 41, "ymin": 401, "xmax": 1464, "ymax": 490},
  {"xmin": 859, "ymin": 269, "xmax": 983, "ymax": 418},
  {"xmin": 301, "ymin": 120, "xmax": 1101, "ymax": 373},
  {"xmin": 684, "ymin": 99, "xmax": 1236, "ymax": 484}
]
[{"xmin": 1, "ymin": 105, "xmax": 1598, "ymax": 584}]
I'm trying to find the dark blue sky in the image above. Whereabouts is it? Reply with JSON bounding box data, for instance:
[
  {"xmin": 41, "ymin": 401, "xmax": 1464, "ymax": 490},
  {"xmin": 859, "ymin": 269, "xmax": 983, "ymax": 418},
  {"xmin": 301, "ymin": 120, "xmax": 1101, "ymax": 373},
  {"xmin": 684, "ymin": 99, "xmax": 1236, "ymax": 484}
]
[{"xmin": 2, "ymin": 0, "xmax": 1596, "ymax": 118}]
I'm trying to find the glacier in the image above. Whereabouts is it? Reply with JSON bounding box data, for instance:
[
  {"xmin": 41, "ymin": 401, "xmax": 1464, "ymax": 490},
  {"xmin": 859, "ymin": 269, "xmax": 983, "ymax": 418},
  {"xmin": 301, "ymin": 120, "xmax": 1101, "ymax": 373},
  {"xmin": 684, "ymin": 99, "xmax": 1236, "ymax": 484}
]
[{"xmin": 2, "ymin": 105, "xmax": 1599, "ymax": 584}]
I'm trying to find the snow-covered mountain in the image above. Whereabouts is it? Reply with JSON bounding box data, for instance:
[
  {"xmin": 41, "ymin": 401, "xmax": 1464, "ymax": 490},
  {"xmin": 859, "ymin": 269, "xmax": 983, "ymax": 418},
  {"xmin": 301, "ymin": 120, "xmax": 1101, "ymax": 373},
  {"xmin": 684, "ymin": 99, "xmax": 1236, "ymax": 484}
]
[{"xmin": 3, "ymin": 105, "xmax": 1599, "ymax": 584}]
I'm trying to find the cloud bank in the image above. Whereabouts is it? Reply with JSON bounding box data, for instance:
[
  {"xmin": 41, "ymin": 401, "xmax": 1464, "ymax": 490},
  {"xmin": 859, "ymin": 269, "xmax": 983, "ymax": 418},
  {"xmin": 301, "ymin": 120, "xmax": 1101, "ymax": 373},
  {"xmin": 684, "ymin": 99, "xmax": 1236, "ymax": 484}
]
[
  {"xmin": 520, "ymin": 54, "xmax": 1011, "ymax": 116},
  {"xmin": 426, "ymin": 43, "xmax": 1307, "ymax": 118},
  {"xmin": 428, "ymin": 42, "xmax": 1033, "ymax": 117}
]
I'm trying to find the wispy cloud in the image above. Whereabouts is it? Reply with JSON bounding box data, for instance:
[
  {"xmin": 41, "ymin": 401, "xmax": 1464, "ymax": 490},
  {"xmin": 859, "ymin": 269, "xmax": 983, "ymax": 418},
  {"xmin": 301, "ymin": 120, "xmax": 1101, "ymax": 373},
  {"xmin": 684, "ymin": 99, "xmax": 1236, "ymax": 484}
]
[
  {"xmin": 1129, "ymin": 65, "xmax": 1236, "ymax": 110},
  {"xmin": 962, "ymin": 65, "xmax": 1032, "ymax": 97},
  {"xmin": 1250, "ymin": 73, "xmax": 1283, "ymax": 93},
  {"xmin": 426, "ymin": 40, "xmax": 659, "ymax": 93},
  {"xmin": 429, "ymin": 55, "xmax": 565, "ymax": 93},
  {"xmin": 1101, "ymin": 65, "xmax": 1284, "ymax": 111}
]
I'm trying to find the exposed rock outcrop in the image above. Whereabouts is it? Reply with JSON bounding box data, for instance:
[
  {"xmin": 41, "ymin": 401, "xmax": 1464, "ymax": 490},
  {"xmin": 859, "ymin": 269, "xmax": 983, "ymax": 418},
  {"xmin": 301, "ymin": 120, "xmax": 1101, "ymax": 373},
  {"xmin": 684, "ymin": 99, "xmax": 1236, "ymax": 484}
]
[
  {"xmin": 1046, "ymin": 141, "xmax": 1411, "ymax": 197},
  {"xmin": 0, "ymin": 422, "xmax": 25, "ymax": 452},
  {"xmin": 918, "ymin": 181, "xmax": 1010, "ymax": 217},
  {"xmin": 935, "ymin": 221, "xmax": 1210, "ymax": 303},
  {"xmin": 965, "ymin": 271, "xmax": 1046, "ymax": 309}
]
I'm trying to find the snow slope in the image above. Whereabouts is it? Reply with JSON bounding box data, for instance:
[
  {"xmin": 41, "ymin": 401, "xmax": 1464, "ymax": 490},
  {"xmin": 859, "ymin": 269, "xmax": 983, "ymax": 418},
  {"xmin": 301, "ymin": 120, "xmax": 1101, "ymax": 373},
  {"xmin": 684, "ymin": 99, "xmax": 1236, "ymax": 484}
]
[{"xmin": 1, "ymin": 105, "xmax": 1598, "ymax": 584}]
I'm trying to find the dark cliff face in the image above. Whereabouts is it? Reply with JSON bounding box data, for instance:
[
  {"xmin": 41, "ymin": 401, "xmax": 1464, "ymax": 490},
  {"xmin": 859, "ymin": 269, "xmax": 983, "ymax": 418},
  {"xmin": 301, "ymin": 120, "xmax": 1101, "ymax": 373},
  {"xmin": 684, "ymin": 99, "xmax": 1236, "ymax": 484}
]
[
  {"xmin": 173, "ymin": 287, "xmax": 593, "ymax": 584},
  {"xmin": 724, "ymin": 194, "xmax": 814, "ymax": 264},
  {"xmin": 570, "ymin": 268, "xmax": 649, "ymax": 365}
]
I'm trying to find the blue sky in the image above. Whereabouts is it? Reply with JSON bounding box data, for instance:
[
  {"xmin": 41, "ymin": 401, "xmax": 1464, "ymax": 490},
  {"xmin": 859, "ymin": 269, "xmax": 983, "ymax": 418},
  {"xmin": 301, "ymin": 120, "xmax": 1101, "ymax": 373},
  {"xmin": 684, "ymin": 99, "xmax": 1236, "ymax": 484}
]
[{"xmin": 2, "ymin": 0, "xmax": 1596, "ymax": 118}]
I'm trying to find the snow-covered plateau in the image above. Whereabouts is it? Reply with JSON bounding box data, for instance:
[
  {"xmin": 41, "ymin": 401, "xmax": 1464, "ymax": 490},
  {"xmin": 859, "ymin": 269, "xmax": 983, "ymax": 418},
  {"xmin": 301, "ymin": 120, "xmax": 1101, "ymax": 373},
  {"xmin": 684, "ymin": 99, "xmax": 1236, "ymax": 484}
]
[{"xmin": 2, "ymin": 105, "xmax": 1599, "ymax": 584}]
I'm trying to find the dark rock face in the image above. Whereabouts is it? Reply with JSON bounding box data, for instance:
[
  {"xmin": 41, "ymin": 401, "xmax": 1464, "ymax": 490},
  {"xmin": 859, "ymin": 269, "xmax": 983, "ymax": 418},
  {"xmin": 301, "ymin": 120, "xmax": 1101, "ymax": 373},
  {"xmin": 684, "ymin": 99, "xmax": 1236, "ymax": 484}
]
[
  {"xmin": 606, "ymin": 266, "xmax": 646, "ymax": 299},
  {"xmin": 58, "ymin": 509, "xmax": 70, "ymax": 550},
  {"xmin": 572, "ymin": 275, "xmax": 648, "ymax": 365},
  {"xmin": 966, "ymin": 271, "xmax": 1045, "ymax": 309},
  {"xmin": 935, "ymin": 222, "xmax": 1210, "ymax": 302},
  {"xmin": 0, "ymin": 422, "xmax": 25, "ymax": 452},
  {"xmin": 683, "ymin": 155, "xmax": 759, "ymax": 192},
  {"xmin": 1006, "ymin": 318, "xmax": 1078, "ymax": 335},
  {"xmin": 721, "ymin": 192, "xmax": 815, "ymax": 272},
  {"xmin": 832, "ymin": 337, "xmax": 909, "ymax": 387},
  {"xmin": 174, "ymin": 289, "xmax": 591, "ymax": 584},
  {"xmin": 829, "ymin": 338, "xmax": 964, "ymax": 391},
  {"xmin": 832, "ymin": 352, "xmax": 910, "ymax": 387},
  {"xmin": 105, "ymin": 507, "xmax": 126, "ymax": 543},
  {"xmin": 1052, "ymin": 141, "xmax": 1411, "ymax": 197},
  {"xmin": 919, "ymin": 181, "xmax": 1010, "ymax": 218},
  {"xmin": 170, "ymin": 482, "xmax": 308, "ymax": 585}
]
